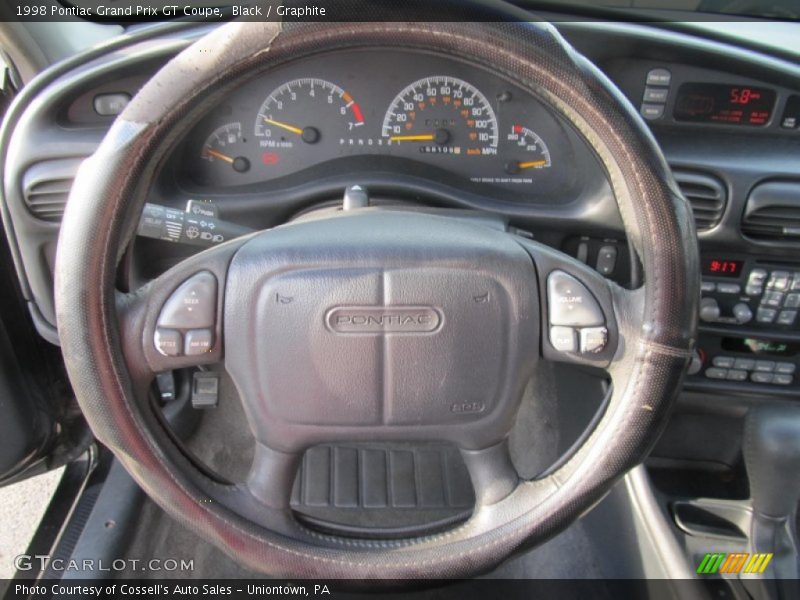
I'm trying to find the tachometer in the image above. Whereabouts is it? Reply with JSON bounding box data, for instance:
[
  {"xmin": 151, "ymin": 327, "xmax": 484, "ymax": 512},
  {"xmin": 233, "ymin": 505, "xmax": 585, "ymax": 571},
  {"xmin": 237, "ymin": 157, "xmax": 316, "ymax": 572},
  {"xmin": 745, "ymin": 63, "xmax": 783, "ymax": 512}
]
[
  {"xmin": 254, "ymin": 78, "xmax": 365, "ymax": 150},
  {"xmin": 381, "ymin": 76, "xmax": 498, "ymax": 156}
]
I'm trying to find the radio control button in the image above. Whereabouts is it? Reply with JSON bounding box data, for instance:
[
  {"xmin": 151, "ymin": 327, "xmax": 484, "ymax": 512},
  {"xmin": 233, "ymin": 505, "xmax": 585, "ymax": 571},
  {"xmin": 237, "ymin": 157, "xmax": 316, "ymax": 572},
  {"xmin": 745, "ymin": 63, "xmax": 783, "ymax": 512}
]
[
  {"xmin": 763, "ymin": 291, "xmax": 785, "ymax": 307},
  {"xmin": 185, "ymin": 329, "xmax": 214, "ymax": 356},
  {"xmin": 154, "ymin": 328, "xmax": 182, "ymax": 357},
  {"xmin": 757, "ymin": 307, "xmax": 777, "ymax": 323},
  {"xmin": 733, "ymin": 303, "xmax": 753, "ymax": 324},
  {"xmin": 701, "ymin": 281, "xmax": 716, "ymax": 293},
  {"xmin": 717, "ymin": 283, "xmax": 741, "ymax": 294},
  {"xmin": 785, "ymin": 293, "xmax": 800, "ymax": 309},
  {"xmin": 727, "ymin": 369, "xmax": 748, "ymax": 382},
  {"xmin": 792, "ymin": 273, "xmax": 800, "ymax": 290},
  {"xmin": 776, "ymin": 362, "xmax": 796, "ymax": 374},
  {"xmin": 746, "ymin": 285, "xmax": 764, "ymax": 296},
  {"xmin": 705, "ymin": 367, "xmax": 728, "ymax": 380},
  {"xmin": 734, "ymin": 358, "xmax": 756, "ymax": 371},
  {"xmin": 646, "ymin": 68, "xmax": 672, "ymax": 86},
  {"xmin": 547, "ymin": 271, "xmax": 605, "ymax": 327},
  {"xmin": 641, "ymin": 103, "xmax": 665, "ymax": 120},
  {"xmin": 777, "ymin": 310, "xmax": 798, "ymax": 326},
  {"xmin": 767, "ymin": 271, "xmax": 791, "ymax": 291},
  {"xmin": 748, "ymin": 268, "xmax": 768, "ymax": 284},
  {"xmin": 700, "ymin": 297, "xmax": 721, "ymax": 323},
  {"xmin": 712, "ymin": 356, "xmax": 735, "ymax": 368},
  {"xmin": 550, "ymin": 326, "xmax": 577, "ymax": 352},
  {"xmin": 774, "ymin": 374, "xmax": 794, "ymax": 385},
  {"xmin": 755, "ymin": 360, "xmax": 776, "ymax": 372},
  {"xmin": 579, "ymin": 327, "xmax": 608, "ymax": 353},
  {"xmin": 751, "ymin": 372, "xmax": 775, "ymax": 384}
]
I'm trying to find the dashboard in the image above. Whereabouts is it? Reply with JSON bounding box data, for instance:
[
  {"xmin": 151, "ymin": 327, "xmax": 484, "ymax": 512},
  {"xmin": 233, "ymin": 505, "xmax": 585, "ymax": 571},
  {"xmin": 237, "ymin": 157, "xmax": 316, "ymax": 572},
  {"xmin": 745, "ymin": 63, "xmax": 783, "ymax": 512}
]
[
  {"xmin": 174, "ymin": 49, "xmax": 596, "ymax": 203},
  {"xmin": 4, "ymin": 20, "xmax": 800, "ymax": 406}
]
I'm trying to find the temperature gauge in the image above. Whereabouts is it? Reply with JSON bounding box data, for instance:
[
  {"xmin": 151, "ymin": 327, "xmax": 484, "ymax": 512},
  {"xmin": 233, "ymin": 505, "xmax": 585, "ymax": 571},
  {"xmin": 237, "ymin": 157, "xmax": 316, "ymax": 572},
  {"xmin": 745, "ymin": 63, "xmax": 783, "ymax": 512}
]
[
  {"xmin": 504, "ymin": 125, "xmax": 552, "ymax": 174},
  {"xmin": 201, "ymin": 122, "xmax": 250, "ymax": 173}
]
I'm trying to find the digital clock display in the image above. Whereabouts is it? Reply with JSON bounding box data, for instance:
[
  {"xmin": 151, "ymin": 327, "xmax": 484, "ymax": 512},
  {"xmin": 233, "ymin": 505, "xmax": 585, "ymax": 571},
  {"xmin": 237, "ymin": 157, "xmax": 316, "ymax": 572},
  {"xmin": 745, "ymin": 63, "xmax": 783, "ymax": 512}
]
[
  {"xmin": 702, "ymin": 258, "xmax": 744, "ymax": 278},
  {"xmin": 674, "ymin": 83, "xmax": 776, "ymax": 126}
]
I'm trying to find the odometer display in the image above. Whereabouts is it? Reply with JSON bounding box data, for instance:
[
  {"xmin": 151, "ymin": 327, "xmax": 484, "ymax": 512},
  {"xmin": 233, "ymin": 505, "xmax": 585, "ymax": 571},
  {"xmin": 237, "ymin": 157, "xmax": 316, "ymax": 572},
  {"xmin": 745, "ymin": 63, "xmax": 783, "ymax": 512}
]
[
  {"xmin": 674, "ymin": 83, "xmax": 776, "ymax": 126},
  {"xmin": 381, "ymin": 76, "xmax": 498, "ymax": 155}
]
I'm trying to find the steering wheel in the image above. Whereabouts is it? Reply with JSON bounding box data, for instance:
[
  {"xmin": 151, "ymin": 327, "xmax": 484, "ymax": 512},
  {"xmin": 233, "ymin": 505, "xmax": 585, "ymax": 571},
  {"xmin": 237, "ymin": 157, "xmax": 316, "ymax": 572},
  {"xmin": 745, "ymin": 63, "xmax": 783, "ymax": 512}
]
[{"xmin": 54, "ymin": 17, "xmax": 698, "ymax": 579}]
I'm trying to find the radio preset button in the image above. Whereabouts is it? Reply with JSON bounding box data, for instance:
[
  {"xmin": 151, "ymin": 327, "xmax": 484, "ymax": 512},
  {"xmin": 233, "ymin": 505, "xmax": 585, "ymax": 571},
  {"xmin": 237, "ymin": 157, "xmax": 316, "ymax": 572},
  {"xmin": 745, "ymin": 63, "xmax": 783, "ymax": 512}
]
[
  {"xmin": 774, "ymin": 374, "xmax": 794, "ymax": 385},
  {"xmin": 767, "ymin": 271, "xmax": 791, "ymax": 291},
  {"xmin": 785, "ymin": 293, "xmax": 800, "ymax": 309},
  {"xmin": 705, "ymin": 367, "xmax": 728, "ymax": 380},
  {"xmin": 757, "ymin": 307, "xmax": 777, "ymax": 323},
  {"xmin": 755, "ymin": 360, "xmax": 776, "ymax": 372},
  {"xmin": 712, "ymin": 356, "xmax": 735, "ymax": 368},
  {"xmin": 751, "ymin": 372, "xmax": 774, "ymax": 384},
  {"xmin": 717, "ymin": 283, "xmax": 741, "ymax": 294},
  {"xmin": 776, "ymin": 362, "xmax": 797, "ymax": 374},
  {"xmin": 727, "ymin": 369, "xmax": 748, "ymax": 382},
  {"xmin": 777, "ymin": 310, "xmax": 798, "ymax": 326},
  {"xmin": 734, "ymin": 358, "xmax": 756, "ymax": 371},
  {"xmin": 762, "ymin": 291, "xmax": 785, "ymax": 307},
  {"xmin": 701, "ymin": 281, "xmax": 716, "ymax": 293}
]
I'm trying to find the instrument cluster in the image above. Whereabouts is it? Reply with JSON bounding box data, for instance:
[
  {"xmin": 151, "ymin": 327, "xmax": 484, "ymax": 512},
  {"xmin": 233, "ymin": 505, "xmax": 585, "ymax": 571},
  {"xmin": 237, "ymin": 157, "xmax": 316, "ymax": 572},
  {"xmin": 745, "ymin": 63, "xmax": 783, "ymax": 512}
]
[{"xmin": 177, "ymin": 48, "xmax": 601, "ymax": 203}]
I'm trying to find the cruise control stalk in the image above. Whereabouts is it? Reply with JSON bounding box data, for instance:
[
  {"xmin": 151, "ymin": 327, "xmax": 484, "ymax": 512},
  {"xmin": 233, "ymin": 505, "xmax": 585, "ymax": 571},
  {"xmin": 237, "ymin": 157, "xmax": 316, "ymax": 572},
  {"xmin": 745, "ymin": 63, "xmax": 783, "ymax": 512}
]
[{"xmin": 137, "ymin": 202, "xmax": 254, "ymax": 248}]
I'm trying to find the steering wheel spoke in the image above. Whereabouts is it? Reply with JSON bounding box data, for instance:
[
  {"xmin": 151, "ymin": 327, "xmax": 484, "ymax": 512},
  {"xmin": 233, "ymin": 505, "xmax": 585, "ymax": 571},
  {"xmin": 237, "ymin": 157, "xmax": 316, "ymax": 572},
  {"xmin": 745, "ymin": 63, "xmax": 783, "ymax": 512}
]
[
  {"xmin": 246, "ymin": 442, "xmax": 304, "ymax": 510},
  {"xmin": 460, "ymin": 439, "xmax": 518, "ymax": 506}
]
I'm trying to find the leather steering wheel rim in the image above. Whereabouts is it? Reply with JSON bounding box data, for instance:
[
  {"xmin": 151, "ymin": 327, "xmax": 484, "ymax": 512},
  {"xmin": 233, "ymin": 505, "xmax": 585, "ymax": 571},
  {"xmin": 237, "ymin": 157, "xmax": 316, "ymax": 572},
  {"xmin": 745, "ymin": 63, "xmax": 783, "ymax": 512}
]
[{"xmin": 55, "ymin": 15, "xmax": 698, "ymax": 579}]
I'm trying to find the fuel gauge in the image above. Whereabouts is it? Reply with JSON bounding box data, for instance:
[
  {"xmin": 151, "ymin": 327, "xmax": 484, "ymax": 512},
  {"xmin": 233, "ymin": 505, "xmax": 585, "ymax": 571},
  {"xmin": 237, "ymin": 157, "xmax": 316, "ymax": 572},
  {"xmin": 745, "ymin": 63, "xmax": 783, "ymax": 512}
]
[
  {"xmin": 504, "ymin": 125, "xmax": 551, "ymax": 174},
  {"xmin": 201, "ymin": 122, "xmax": 251, "ymax": 173}
]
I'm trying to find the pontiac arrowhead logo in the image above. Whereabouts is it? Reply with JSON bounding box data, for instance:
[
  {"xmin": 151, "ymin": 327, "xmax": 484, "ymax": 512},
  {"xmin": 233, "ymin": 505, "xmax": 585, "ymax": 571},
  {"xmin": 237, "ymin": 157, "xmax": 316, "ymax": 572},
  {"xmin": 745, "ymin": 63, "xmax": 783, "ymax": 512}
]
[{"xmin": 326, "ymin": 306, "xmax": 442, "ymax": 334}]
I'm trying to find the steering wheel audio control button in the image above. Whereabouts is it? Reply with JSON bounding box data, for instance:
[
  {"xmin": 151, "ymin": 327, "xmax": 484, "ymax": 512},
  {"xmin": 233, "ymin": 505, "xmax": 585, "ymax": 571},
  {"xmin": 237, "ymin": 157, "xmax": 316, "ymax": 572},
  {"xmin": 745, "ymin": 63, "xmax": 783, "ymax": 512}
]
[
  {"xmin": 547, "ymin": 270, "xmax": 605, "ymax": 327},
  {"xmin": 154, "ymin": 328, "xmax": 182, "ymax": 357},
  {"xmin": 157, "ymin": 271, "xmax": 217, "ymax": 330},
  {"xmin": 579, "ymin": 327, "xmax": 608, "ymax": 354},
  {"xmin": 185, "ymin": 329, "xmax": 214, "ymax": 355},
  {"xmin": 550, "ymin": 326, "xmax": 577, "ymax": 352}
]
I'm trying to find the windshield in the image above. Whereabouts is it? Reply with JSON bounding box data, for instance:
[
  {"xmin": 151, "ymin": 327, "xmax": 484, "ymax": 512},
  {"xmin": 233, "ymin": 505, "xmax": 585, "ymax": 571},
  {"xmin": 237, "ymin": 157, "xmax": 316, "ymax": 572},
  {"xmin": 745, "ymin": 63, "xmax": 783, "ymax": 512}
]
[{"xmin": 560, "ymin": 0, "xmax": 800, "ymax": 20}]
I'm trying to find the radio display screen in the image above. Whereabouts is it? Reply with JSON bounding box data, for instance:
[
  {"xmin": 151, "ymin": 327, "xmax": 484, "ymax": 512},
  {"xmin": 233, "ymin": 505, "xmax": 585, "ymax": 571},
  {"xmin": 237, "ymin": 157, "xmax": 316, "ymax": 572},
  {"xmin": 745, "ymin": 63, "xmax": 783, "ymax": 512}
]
[
  {"xmin": 722, "ymin": 338, "xmax": 798, "ymax": 357},
  {"xmin": 674, "ymin": 83, "xmax": 776, "ymax": 126},
  {"xmin": 702, "ymin": 258, "xmax": 744, "ymax": 278}
]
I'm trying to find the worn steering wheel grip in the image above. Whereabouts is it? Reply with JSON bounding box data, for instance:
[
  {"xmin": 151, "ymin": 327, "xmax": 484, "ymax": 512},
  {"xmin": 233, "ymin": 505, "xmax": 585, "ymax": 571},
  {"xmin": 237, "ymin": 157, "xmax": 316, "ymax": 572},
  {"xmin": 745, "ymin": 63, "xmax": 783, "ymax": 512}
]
[{"xmin": 54, "ymin": 10, "xmax": 698, "ymax": 580}]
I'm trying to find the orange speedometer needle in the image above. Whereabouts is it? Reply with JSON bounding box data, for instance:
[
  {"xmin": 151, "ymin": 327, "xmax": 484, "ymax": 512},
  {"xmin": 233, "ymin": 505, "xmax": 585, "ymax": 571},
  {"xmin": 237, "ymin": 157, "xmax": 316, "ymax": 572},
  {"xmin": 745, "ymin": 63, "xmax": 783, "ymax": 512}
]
[
  {"xmin": 263, "ymin": 117, "xmax": 304, "ymax": 136},
  {"xmin": 518, "ymin": 160, "xmax": 548, "ymax": 169},
  {"xmin": 204, "ymin": 148, "xmax": 234, "ymax": 164},
  {"xmin": 390, "ymin": 134, "xmax": 435, "ymax": 142},
  {"xmin": 390, "ymin": 128, "xmax": 450, "ymax": 145}
]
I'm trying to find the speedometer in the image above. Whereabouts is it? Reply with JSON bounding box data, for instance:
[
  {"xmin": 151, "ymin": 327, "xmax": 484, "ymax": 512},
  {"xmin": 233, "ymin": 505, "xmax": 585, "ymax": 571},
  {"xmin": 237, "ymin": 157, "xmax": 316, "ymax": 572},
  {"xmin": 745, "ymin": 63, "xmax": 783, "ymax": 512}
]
[{"xmin": 381, "ymin": 76, "xmax": 498, "ymax": 156}]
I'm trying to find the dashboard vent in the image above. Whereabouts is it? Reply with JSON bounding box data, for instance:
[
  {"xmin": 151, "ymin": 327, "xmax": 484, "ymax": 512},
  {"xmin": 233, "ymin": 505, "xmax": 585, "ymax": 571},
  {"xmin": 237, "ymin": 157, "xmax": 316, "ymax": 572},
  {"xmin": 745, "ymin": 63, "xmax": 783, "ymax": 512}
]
[
  {"xmin": 22, "ymin": 158, "xmax": 84, "ymax": 222},
  {"xmin": 672, "ymin": 170, "xmax": 727, "ymax": 232},
  {"xmin": 742, "ymin": 181, "xmax": 800, "ymax": 241}
]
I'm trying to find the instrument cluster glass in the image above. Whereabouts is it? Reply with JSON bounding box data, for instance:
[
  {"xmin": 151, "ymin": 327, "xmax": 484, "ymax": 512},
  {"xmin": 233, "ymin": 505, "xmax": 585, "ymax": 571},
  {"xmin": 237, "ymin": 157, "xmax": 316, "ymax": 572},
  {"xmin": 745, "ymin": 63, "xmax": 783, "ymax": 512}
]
[{"xmin": 180, "ymin": 49, "xmax": 594, "ymax": 202}]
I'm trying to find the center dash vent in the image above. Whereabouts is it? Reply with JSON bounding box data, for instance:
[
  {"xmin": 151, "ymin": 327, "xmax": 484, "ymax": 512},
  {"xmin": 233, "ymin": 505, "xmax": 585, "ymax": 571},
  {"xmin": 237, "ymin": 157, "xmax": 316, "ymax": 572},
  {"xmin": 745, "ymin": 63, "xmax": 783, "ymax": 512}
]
[
  {"xmin": 672, "ymin": 169, "xmax": 727, "ymax": 232},
  {"xmin": 22, "ymin": 158, "xmax": 85, "ymax": 222},
  {"xmin": 742, "ymin": 181, "xmax": 800, "ymax": 241}
]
